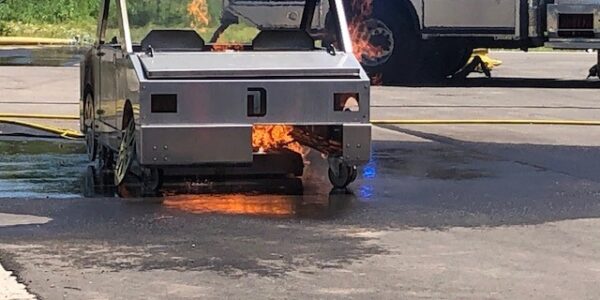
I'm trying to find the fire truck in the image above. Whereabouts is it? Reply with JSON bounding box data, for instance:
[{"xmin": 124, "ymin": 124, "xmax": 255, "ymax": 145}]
[{"xmin": 343, "ymin": 0, "xmax": 600, "ymax": 82}]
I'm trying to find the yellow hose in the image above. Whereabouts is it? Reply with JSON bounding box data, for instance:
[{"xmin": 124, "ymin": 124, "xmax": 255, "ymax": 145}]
[
  {"xmin": 0, "ymin": 118, "xmax": 83, "ymax": 139},
  {"xmin": 0, "ymin": 113, "xmax": 78, "ymax": 120},
  {"xmin": 2, "ymin": 113, "xmax": 600, "ymax": 141},
  {"xmin": 0, "ymin": 37, "xmax": 75, "ymax": 46},
  {"xmin": 371, "ymin": 119, "xmax": 600, "ymax": 126}
]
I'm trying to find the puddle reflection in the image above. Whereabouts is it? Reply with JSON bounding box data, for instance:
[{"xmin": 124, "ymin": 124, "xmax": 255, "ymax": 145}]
[
  {"xmin": 0, "ymin": 139, "xmax": 87, "ymax": 198},
  {"xmin": 0, "ymin": 46, "xmax": 88, "ymax": 66},
  {"xmin": 0, "ymin": 139, "xmax": 358, "ymax": 218},
  {"xmin": 163, "ymin": 191, "xmax": 353, "ymax": 219},
  {"xmin": 83, "ymin": 166, "xmax": 356, "ymax": 219}
]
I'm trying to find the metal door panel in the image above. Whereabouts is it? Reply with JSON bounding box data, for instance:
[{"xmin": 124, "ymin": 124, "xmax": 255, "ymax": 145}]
[
  {"xmin": 99, "ymin": 46, "xmax": 119, "ymax": 129},
  {"xmin": 423, "ymin": 0, "xmax": 517, "ymax": 31}
]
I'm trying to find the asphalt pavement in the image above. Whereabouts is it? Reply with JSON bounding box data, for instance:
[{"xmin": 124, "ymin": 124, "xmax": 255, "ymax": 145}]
[{"xmin": 0, "ymin": 50, "xmax": 599, "ymax": 299}]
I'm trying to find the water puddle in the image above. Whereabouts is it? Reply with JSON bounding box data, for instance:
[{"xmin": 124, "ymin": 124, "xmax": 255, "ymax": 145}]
[
  {"xmin": 0, "ymin": 139, "xmax": 87, "ymax": 198},
  {"xmin": 0, "ymin": 46, "xmax": 88, "ymax": 66},
  {"xmin": 0, "ymin": 139, "xmax": 355, "ymax": 219},
  {"xmin": 86, "ymin": 166, "xmax": 356, "ymax": 219},
  {"xmin": 373, "ymin": 147, "xmax": 492, "ymax": 180},
  {"xmin": 0, "ymin": 138, "xmax": 492, "ymax": 218}
]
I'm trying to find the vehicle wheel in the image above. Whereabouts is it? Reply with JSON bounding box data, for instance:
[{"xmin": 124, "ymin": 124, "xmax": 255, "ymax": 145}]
[
  {"xmin": 84, "ymin": 93, "xmax": 97, "ymax": 161},
  {"xmin": 114, "ymin": 113, "xmax": 163, "ymax": 196},
  {"xmin": 83, "ymin": 165, "xmax": 97, "ymax": 198},
  {"xmin": 354, "ymin": 2, "xmax": 423, "ymax": 83},
  {"xmin": 140, "ymin": 167, "xmax": 163, "ymax": 196},
  {"xmin": 421, "ymin": 40, "xmax": 473, "ymax": 79},
  {"xmin": 97, "ymin": 145, "xmax": 114, "ymax": 170},
  {"xmin": 328, "ymin": 163, "xmax": 356, "ymax": 189},
  {"xmin": 348, "ymin": 165, "xmax": 358, "ymax": 183},
  {"xmin": 446, "ymin": 46, "xmax": 473, "ymax": 76},
  {"xmin": 114, "ymin": 115, "xmax": 135, "ymax": 186}
]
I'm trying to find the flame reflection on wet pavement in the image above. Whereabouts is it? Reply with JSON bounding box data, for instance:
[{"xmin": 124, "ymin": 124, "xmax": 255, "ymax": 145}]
[
  {"xmin": 0, "ymin": 139, "xmax": 357, "ymax": 219},
  {"xmin": 84, "ymin": 162, "xmax": 356, "ymax": 219}
]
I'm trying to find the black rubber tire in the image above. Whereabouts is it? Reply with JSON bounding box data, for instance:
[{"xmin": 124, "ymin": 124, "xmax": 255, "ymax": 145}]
[
  {"xmin": 97, "ymin": 145, "xmax": 114, "ymax": 170},
  {"xmin": 421, "ymin": 40, "xmax": 473, "ymax": 79},
  {"xmin": 141, "ymin": 167, "xmax": 163, "ymax": 196},
  {"xmin": 328, "ymin": 165, "xmax": 354, "ymax": 189},
  {"xmin": 355, "ymin": 1, "xmax": 423, "ymax": 84},
  {"xmin": 347, "ymin": 166, "xmax": 358, "ymax": 184}
]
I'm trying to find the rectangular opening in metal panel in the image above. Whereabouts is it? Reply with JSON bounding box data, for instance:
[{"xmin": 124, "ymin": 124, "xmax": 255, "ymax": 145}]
[
  {"xmin": 247, "ymin": 88, "xmax": 266, "ymax": 117},
  {"xmin": 334, "ymin": 93, "xmax": 359, "ymax": 112},
  {"xmin": 151, "ymin": 94, "xmax": 177, "ymax": 113},
  {"xmin": 558, "ymin": 14, "xmax": 594, "ymax": 37}
]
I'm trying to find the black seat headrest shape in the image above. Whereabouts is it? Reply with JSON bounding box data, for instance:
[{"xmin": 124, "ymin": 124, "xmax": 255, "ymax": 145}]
[
  {"xmin": 141, "ymin": 29, "xmax": 205, "ymax": 51},
  {"xmin": 252, "ymin": 30, "xmax": 314, "ymax": 51}
]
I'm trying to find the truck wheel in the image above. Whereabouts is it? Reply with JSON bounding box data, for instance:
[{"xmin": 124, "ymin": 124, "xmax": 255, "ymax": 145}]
[
  {"xmin": 421, "ymin": 40, "xmax": 473, "ymax": 79},
  {"xmin": 84, "ymin": 93, "xmax": 97, "ymax": 161},
  {"xmin": 357, "ymin": 2, "xmax": 422, "ymax": 83}
]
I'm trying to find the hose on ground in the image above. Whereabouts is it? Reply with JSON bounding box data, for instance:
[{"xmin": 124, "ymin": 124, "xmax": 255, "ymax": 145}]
[
  {"xmin": 0, "ymin": 118, "xmax": 82, "ymax": 139},
  {"xmin": 0, "ymin": 113, "xmax": 78, "ymax": 120},
  {"xmin": 2, "ymin": 113, "xmax": 600, "ymax": 141},
  {"xmin": 370, "ymin": 119, "xmax": 600, "ymax": 126},
  {"xmin": 0, "ymin": 37, "xmax": 75, "ymax": 46}
]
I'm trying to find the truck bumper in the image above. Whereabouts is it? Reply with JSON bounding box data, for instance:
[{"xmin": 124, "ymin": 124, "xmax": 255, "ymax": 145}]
[{"xmin": 546, "ymin": 2, "xmax": 600, "ymax": 49}]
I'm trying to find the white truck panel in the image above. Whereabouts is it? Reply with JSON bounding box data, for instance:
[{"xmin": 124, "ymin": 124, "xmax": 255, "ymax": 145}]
[{"xmin": 423, "ymin": 0, "xmax": 517, "ymax": 28}]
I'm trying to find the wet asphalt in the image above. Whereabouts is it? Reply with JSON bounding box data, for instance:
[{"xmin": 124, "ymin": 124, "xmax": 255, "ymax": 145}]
[
  {"xmin": 0, "ymin": 124, "xmax": 600, "ymax": 299},
  {"xmin": 0, "ymin": 49, "xmax": 600, "ymax": 299}
]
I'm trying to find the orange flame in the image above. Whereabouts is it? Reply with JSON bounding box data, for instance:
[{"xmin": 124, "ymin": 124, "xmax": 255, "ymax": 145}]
[
  {"xmin": 370, "ymin": 73, "xmax": 383, "ymax": 85},
  {"xmin": 187, "ymin": 0, "xmax": 210, "ymax": 28},
  {"xmin": 164, "ymin": 194, "xmax": 294, "ymax": 217},
  {"xmin": 211, "ymin": 37, "xmax": 244, "ymax": 52},
  {"xmin": 348, "ymin": 0, "xmax": 383, "ymax": 63},
  {"xmin": 211, "ymin": 43, "xmax": 244, "ymax": 51},
  {"xmin": 252, "ymin": 125, "xmax": 304, "ymax": 154}
]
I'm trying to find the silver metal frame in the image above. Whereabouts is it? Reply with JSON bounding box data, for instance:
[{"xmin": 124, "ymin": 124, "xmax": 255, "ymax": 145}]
[
  {"xmin": 334, "ymin": 0, "xmax": 353, "ymax": 53},
  {"xmin": 116, "ymin": 0, "xmax": 133, "ymax": 53}
]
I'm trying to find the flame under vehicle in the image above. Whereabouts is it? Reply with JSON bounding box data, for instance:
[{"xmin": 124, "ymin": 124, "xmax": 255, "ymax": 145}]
[{"xmin": 81, "ymin": 0, "xmax": 371, "ymax": 193}]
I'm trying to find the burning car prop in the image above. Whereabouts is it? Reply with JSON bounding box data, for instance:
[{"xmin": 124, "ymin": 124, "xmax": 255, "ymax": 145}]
[{"xmin": 81, "ymin": 0, "xmax": 371, "ymax": 194}]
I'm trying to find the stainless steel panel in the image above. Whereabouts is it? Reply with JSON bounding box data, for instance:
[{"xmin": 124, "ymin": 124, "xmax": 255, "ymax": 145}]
[
  {"xmin": 342, "ymin": 124, "xmax": 371, "ymax": 163},
  {"xmin": 423, "ymin": 0, "xmax": 517, "ymax": 28},
  {"xmin": 139, "ymin": 52, "xmax": 361, "ymax": 79},
  {"xmin": 138, "ymin": 78, "xmax": 370, "ymax": 125},
  {"xmin": 545, "ymin": 40, "xmax": 600, "ymax": 49},
  {"xmin": 139, "ymin": 125, "xmax": 253, "ymax": 165}
]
